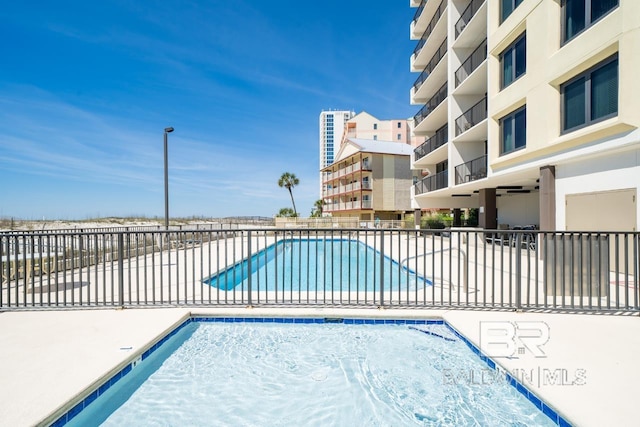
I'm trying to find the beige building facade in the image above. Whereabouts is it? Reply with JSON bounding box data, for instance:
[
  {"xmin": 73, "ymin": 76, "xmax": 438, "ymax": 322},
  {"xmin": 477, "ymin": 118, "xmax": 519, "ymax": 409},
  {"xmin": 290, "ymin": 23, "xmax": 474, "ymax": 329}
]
[
  {"xmin": 410, "ymin": 0, "xmax": 639, "ymax": 231},
  {"xmin": 343, "ymin": 111, "xmax": 425, "ymax": 147}
]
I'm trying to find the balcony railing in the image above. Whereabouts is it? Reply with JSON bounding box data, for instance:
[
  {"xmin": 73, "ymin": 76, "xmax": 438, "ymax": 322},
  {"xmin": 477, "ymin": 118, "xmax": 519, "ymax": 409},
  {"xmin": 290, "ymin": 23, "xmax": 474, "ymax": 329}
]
[
  {"xmin": 324, "ymin": 180, "xmax": 372, "ymax": 198},
  {"xmin": 455, "ymin": 39, "xmax": 487, "ymax": 87},
  {"xmin": 412, "ymin": 0, "xmax": 428, "ymax": 24},
  {"xmin": 454, "ymin": 154, "xmax": 487, "ymax": 185},
  {"xmin": 413, "ymin": 38, "xmax": 447, "ymax": 93},
  {"xmin": 455, "ymin": 0, "xmax": 486, "ymax": 38},
  {"xmin": 414, "ymin": 124, "xmax": 448, "ymax": 161},
  {"xmin": 413, "ymin": 82, "xmax": 448, "ymax": 128},
  {"xmin": 414, "ymin": 169, "xmax": 448, "ymax": 195},
  {"xmin": 325, "ymin": 200, "xmax": 372, "ymax": 212},
  {"xmin": 455, "ymin": 96, "xmax": 487, "ymax": 136},
  {"xmin": 412, "ymin": 0, "xmax": 446, "ymax": 58},
  {"xmin": 325, "ymin": 160, "xmax": 371, "ymax": 181}
]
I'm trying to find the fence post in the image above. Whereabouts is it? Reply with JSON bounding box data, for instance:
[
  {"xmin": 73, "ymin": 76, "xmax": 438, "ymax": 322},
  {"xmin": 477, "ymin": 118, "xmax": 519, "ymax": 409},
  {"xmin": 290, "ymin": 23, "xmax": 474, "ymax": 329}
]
[
  {"xmin": 515, "ymin": 232, "xmax": 522, "ymax": 310},
  {"xmin": 118, "ymin": 233, "xmax": 124, "ymax": 307},
  {"xmin": 247, "ymin": 230, "xmax": 252, "ymax": 307},
  {"xmin": 379, "ymin": 230, "xmax": 385, "ymax": 307}
]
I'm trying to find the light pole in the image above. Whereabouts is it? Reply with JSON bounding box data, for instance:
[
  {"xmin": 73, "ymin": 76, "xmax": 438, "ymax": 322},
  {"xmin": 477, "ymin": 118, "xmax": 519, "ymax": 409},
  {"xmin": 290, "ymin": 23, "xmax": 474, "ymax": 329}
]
[{"xmin": 164, "ymin": 127, "xmax": 174, "ymax": 230}]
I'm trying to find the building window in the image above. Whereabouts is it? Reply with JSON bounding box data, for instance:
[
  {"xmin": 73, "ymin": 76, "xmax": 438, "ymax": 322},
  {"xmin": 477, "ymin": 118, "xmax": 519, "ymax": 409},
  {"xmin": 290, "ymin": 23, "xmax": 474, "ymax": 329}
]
[
  {"xmin": 561, "ymin": 54, "xmax": 618, "ymax": 132},
  {"xmin": 397, "ymin": 122, "xmax": 402, "ymax": 128},
  {"xmin": 397, "ymin": 133, "xmax": 402, "ymax": 140},
  {"xmin": 500, "ymin": 33, "xmax": 526, "ymax": 89},
  {"xmin": 500, "ymin": 106, "xmax": 526, "ymax": 155},
  {"xmin": 373, "ymin": 135, "xmax": 378, "ymax": 140},
  {"xmin": 501, "ymin": 0, "xmax": 524, "ymax": 23},
  {"xmin": 563, "ymin": 0, "xmax": 618, "ymax": 43},
  {"xmin": 373, "ymin": 123, "xmax": 378, "ymax": 130}
]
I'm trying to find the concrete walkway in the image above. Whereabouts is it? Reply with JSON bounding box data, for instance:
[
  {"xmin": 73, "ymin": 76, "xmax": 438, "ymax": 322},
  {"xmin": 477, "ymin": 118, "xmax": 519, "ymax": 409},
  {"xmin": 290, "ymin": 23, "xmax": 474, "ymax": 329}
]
[{"xmin": 0, "ymin": 307, "xmax": 638, "ymax": 426}]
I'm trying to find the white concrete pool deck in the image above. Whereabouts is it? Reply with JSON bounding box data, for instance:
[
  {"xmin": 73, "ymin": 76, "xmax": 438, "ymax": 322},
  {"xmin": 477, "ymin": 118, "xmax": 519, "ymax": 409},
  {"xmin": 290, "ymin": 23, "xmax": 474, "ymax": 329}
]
[{"xmin": 0, "ymin": 307, "xmax": 637, "ymax": 426}]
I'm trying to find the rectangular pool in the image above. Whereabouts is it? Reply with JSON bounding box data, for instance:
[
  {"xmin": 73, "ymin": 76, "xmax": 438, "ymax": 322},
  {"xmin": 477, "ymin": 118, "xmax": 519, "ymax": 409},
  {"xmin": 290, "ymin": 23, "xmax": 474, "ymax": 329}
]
[
  {"xmin": 59, "ymin": 318, "xmax": 566, "ymax": 426},
  {"xmin": 203, "ymin": 238, "xmax": 430, "ymax": 292}
]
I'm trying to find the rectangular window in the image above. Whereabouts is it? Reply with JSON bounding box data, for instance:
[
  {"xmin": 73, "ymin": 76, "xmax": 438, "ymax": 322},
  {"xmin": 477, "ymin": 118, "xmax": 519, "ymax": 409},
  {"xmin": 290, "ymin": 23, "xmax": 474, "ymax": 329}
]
[
  {"xmin": 501, "ymin": 0, "xmax": 524, "ymax": 23},
  {"xmin": 373, "ymin": 123, "xmax": 378, "ymax": 130},
  {"xmin": 500, "ymin": 34, "xmax": 526, "ymax": 89},
  {"xmin": 500, "ymin": 106, "xmax": 526, "ymax": 155},
  {"xmin": 563, "ymin": 0, "xmax": 618, "ymax": 43},
  {"xmin": 397, "ymin": 133, "xmax": 402, "ymax": 140},
  {"xmin": 397, "ymin": 122, "xmax": 402, "ymax": 128},
  {"xmin": 561, "ymin": 55, "xmax": 618, "ymax": 132},
  {"xmin": 373, "ymin": 135, "xmax": 378, "ymax": 140}
]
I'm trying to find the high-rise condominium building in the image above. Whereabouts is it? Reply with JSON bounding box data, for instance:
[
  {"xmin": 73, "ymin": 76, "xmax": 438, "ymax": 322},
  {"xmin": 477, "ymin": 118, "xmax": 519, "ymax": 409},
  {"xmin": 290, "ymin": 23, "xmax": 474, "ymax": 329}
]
[{"xmin": 410, "ymin": 0, "xmax": 638, "ymax": 231}]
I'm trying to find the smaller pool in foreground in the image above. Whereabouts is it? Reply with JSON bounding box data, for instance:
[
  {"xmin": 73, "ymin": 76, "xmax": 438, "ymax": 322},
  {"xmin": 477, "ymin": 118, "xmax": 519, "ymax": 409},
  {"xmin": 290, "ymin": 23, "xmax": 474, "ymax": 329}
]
[
  {"xmin": 203, "ymin": 238, "xmax": 431, "ymax": 292},
  {"xmin": 61, "ymin": 319, "xmax": 565, "ymax": 426}
]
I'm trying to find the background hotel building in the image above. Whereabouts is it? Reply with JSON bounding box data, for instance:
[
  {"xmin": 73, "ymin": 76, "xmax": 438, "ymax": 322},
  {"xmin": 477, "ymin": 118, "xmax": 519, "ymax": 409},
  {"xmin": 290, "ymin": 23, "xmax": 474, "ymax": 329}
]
[{"xmin": 410, "ymin": 0, "xmax": 639, "ymax": 231}]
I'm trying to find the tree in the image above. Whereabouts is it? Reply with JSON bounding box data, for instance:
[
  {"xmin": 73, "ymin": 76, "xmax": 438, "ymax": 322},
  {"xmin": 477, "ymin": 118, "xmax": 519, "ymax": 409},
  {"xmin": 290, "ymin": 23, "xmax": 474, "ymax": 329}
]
[
  {"xmin": 278, "ymin": 172, "xmax": 299, "ymax": 216},
  {"xmin": 276, "ymin": 207, "xmax": 297, "ymax": 218},
  {"xmin": 311, "ymin": 199, "xmax": 325, "ymax": 217}
]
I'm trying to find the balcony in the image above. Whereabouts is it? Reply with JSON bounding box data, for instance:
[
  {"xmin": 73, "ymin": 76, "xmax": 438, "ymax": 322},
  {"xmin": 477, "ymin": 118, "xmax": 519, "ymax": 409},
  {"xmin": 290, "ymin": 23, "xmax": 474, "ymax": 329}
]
[
  {"xmin": 455, "ymin": 39, "xmax": 487, "ymax": 87},
  {"xmin": 455, "ymin": 0, "xmax": 486, "ymax": 39},
  {"xmin": 412, "ymin": 0, "xmax": 427, "ymax": 23},
  {"xmin": 455, "ymin": 97, "xmax": 487, "ymax": 137},
  {"xmin": 411, "ymin": 38, "xmax": 447, "ymax": 104},
  {"xmin": 414, "ymin": 124, "xmax": 448, "ymax": 162},
  {"xmin": 453, "ymin": 0, "xmax": 487, "ymax": 49},
  {"xmin": 414, "ymin": 170, "xmax": 448, "ymax": 195},
  {"xmin": 454, "ymin": 155, "xmax": 487, "ymax": 185},
  {"xmin": 324, "ymin": 160, "xmax": 371, "ymax": 181},
  {"xmin": 413, "ymin": 82, "xmax": 447, "ymax": 129},
  {"xmin": 411, "ymin": 1, "xmax": 447, "ymax": 70},
  {"xmin": 325, "ymin": 200, "xmax": 372, "ymax": 212}
]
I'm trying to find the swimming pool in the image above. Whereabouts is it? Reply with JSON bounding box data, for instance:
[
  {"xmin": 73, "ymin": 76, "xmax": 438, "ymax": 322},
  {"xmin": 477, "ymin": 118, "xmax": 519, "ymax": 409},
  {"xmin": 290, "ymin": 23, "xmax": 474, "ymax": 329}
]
[
  {"xmin": 204, "ymin": 238, "xmax": 429, "ymax": 292},
  {"xmin": 60, "ymin": 318, "xmax": 564, "ymax": 426}
]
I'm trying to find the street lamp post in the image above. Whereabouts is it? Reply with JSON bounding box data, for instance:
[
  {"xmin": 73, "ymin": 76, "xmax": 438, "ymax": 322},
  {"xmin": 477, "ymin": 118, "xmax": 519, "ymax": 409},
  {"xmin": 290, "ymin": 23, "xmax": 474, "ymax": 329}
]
[{"xmin": 164, "ymin": 127, "xmax": 174, "ymax": 230}]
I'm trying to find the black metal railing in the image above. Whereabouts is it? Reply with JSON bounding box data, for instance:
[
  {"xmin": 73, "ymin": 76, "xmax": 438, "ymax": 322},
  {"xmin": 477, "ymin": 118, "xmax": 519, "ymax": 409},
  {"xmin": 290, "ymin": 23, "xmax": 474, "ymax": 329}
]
[
  {"xmin": 455, "ymin": 96, "xmax": 487, "ymax": 136},
  {"xmin": 1, "ymin": 228, "xmax": 638, "ymax": 312},
  {"xmin": 455, "ymin": 154, "xmax": 487, "ymax": 184},
  {"xmin": 412, "ymin": 0, "xmax": 428, "ymax": 24},
  {"xmin": 414, "ymin": 169, "xmax": 448, "ymax": 195},
  {"xmin": 413, "ymin": 38, "xmax": 448, "ymax": 93},
  {"xmin": 413, "ymin": 82, "xmax": 448, "ymax": 128},
  {"xmin": 455, "ymin": 39, "xmax": 487, "ymax": 87},
  {"xmin": 412, "ymin": 0, "xmax": 446, "ymax": 58},
  {"xmin": 455, "ymin": 0, "xmax": 486, "ymax": 38},
  {"xmin": 414, "ymin": 124, "xmax": 448, "ymax": 161}
]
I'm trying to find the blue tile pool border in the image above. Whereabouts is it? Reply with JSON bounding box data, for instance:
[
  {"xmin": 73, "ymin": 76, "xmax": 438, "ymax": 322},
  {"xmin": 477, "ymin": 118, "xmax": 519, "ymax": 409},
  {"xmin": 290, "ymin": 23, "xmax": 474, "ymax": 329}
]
[{"xmin": 49, "ymin": 316, "xmax": 571, "ymax": 427}]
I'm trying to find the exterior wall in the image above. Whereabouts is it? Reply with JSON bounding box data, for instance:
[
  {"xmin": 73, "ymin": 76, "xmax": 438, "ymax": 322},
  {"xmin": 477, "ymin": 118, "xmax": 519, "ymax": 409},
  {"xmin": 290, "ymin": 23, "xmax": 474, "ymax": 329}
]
[
  {"xmin": 496, "ymin": 192, "xmax": 540, "ymax": 228},
  {"xmin": 393, "ymin": 155, "xmax": 413, "ymax": 210},
  {"xmin": 555, "ymin": 144, "xmax": 640, "ymax": 230},
  {"xmin": 371, "ymin": 155, "xmax": 385, "ymax": 211},
  {"xmin": 488, "ymin": 0, "xmax": 640, "ymax": 174},
  {"xmin": 345, "ymin": 112, "xmax": 422, "ymax": 145}
]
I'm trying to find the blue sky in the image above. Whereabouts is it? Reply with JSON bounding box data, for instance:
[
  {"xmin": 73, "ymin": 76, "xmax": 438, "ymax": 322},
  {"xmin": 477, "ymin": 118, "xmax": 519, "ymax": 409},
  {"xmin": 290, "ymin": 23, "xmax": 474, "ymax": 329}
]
[{"xmin": 0, "ymin": 1, "xmax": 417, "ymax": 220}]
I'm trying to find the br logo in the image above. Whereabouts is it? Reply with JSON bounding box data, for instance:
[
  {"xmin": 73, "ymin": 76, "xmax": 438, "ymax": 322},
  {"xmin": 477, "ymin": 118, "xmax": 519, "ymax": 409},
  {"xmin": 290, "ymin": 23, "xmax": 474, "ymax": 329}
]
[{"xmin": 479, "ymin": 321, "xmax": 550, "ymax": 358}]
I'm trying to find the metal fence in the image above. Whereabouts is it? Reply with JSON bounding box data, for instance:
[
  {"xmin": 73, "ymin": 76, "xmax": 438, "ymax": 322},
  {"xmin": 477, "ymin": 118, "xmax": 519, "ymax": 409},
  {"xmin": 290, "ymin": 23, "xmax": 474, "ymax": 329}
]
[{"xmin": 1, "ymin": 228, "xmax": 638, "ymax": 313}]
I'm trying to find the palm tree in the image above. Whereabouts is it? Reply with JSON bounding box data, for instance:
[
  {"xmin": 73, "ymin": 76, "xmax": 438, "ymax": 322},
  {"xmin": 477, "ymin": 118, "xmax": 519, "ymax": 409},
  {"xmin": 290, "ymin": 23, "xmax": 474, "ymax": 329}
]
[
  {"xmin": 311, "ymin": 199, "xmax": 325, "ymax": 217},
  {"xmin": 278, "ymin": 172, "xmax": 299, "ymax": 216}
]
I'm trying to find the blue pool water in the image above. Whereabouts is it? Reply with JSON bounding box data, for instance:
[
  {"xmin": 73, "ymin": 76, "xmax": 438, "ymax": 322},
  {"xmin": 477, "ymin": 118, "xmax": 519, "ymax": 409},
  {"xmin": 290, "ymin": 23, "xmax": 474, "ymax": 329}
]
[
  {"xmin": 66, "ymin": 320, "xmax": 557, "ymax": 426},
  {"xmin": 204, "ymin": 238, "xmax": 430, "ymax": 292}
]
